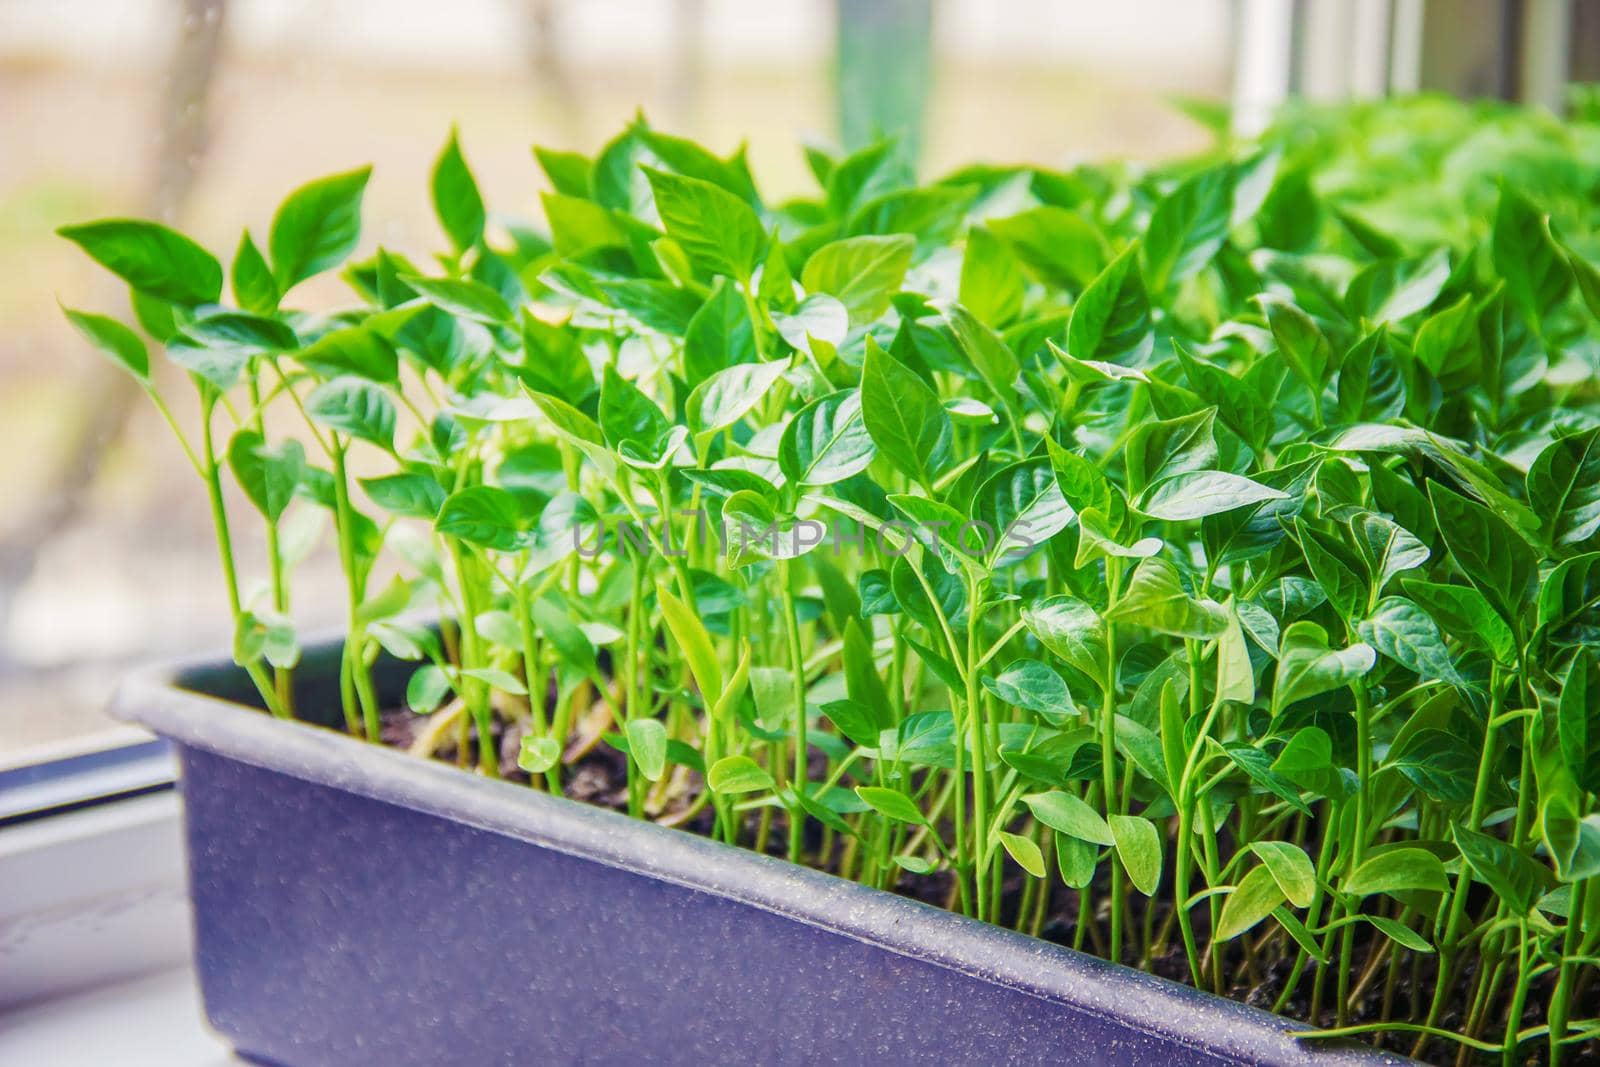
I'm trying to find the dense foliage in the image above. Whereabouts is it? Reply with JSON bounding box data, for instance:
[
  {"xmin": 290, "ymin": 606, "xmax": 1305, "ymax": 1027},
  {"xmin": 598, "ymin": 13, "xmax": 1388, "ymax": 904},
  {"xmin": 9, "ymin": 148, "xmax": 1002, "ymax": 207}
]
[{"xmin": 61, "ymin": 97, "xmax": 1600, "ymax": 1061}]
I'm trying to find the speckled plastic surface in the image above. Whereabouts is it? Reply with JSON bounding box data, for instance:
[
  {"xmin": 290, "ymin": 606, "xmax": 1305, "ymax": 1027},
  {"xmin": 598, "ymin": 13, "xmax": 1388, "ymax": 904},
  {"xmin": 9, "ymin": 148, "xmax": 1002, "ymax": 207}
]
[{"xmin": 112, "ymin": 642, "xmax": 1410, "ymax": 1067}]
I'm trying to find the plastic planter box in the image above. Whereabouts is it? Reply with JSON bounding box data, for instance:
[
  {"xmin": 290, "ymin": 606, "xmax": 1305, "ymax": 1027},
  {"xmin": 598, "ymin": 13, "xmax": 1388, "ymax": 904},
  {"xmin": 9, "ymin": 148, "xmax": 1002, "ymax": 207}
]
[{"xmin": 114, "ymin": 638, "xmax": 1407, "ymax": 1067}]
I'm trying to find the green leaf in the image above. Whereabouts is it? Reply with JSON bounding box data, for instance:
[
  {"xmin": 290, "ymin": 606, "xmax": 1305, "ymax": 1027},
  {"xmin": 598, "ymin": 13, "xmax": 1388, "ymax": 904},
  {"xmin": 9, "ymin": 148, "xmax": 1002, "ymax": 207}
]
[
  {"xmin": 57, "ymin": 219, "xmax": 222, "ymax": 306},
  {"xmin": 643, "ymin": 167, "xmax": 766, "ymax": 281},
  {"xmin": 460, "ymin": 667, "xmax": 527, "ymax": 696},
  {"xmin": 1261, "ymin": 296, "xmax": 1332, "ymax": 393},
  {"xmin": 1357, "ymin": 597, "xmax": 1464, "ymax": 687},
  {"xmin": 1139, "ymin": 471, "xmax": 1286, "ymax": 522},
  {"xmin": 1215, "ymin": 864, "xmax": 1288, "ymax": 941},
  {"xmin": 432, "ymin": 128, "xmax": 486, "ymax": 252},
  {"xmin": 1252, "ymin": 841, "xmax": 1316, "ymax": 908},
  {"xmin": 434, "ymin": 486, "xmax": 527, "ymax": 551},
  {"xmin": 687, "ymin": 359, "xmax": 789, "ymax": 437},
  {"xmin": 1066, "ymin": 243, "xmax": 1152, "ymax": 365},
  {"xmin": 269, "ymin": 166, "xmax": 372, "ymax": 291},
  {"xmin": 296, "ymin": 325, "xmax": 399, "ymax": 383},
  {"xmin": 940, "ymin": 302, "xmax": 1021, "ymax": 401},
  {"xmin": 304, "ymin": 376, "xmax": 396, "ymax": 449},
  {"xmin": 1528, "ymin": 427, "xmax": 1600, "ymax": 554},
  {"xmin": 231, "ymin": 231, "xmax": 279, "ymax": 314},
  {"xmin": 821, "ymin": 698, "xmax": 884, "ymax": 748},
  {"xmin": 1428, "ymin": 480, "xmax": 1536, "ymax": 629},
  {"xmin": 708, "ymin": 755, "xmax": 774, "ymax": 795},
  {"xmin": 233, "ymin": 609, "xmax": 299, "ymax": 670},
  {"xmin": 1344, "ymin": 847, "xmax": 1450, "ymax": 898},
  {"xmin": 1024, "ymin": 790, "xmax": 1114, "ymax": 846},
  {"xmin": 1491, "ymin": 187, "xmax": 1571, "ymax": 330},
  {"xmin": 625, "ymin": 718, "xmax": 669, "ymax": 782},
  {"xmin": 801, "ymin": 234, "xmax": 914, "ymax": 326},
  {"xmin": 519, "ymin": 313, "xmax": 595, "ymax": 401},
  {"xmin": 406, "ymin": 664, "xmax": 452, "ymax": 714},
  {"xmin": 1105, "ymin": 557, "xmax": 1227, "ymax": 639},
  {"xmin": 1109, "ymin": 813, "xmax": 1161, "ymax": 895},
  {"xmin": 658, "ymin": 584, "xmax": 723, "ymax": 710},
  {"xmin": 518, "ymin": 735, "xmax": 561, "ymax": 775},
  {"xmin": 227, "ymin": 431, "xmax": 305, "ymax": 522},
  {"xmin": 998, "ymin": 831, "xmax": 1047, "ymax": 878},
  {"xmin": 959, "ymin": 225, "xmax": 1024, "ymax": 326},
  {"xmin": 361, "ymin": 472, "xmax": 446, "ymax": 519},
  {"xmin": 1056, "ymin": 834, "xmax": 1098, "ymax": 888},
  {"xmin": 860, "ymin": 336, "xmax": 950, "ymax": 489},
  {"xmin": 1406, "ymin": 579, "xmax": 1515, "ymax": 665},
  {"xmin": 981, "ymin": 659, "xmax": 1075, "ymax": 724},
  {"xmin": 62, "ymin": 306, "xmax": 149, "ymax": 382},
  {"xmin": 975, "ymin": 459, "xmax": 1074, "ymax": 568},
  {"xmin": 990, "ymin": 205, "xmax": 1105, "ymax": 288},
  {"xmin": 402, "ymin": 273, "xmax": 514, "ymax": 325},
  {"xmin": 1125, "ymin": 408, "xmax": 1217, "ymax": 496},
  {"xmin": 1271, "ymin": 621, "xmax": 1376, "ymax": 715},
  {"xmin": 778, "ymin": 390, "xmax": 876, "ymax": 487},
  {"xmin": 856, "ymin": 785, "xmax": 928, "ymax": 825},
  {"xmin": 1365, "ymin": 915, "xmax": 1434, "ymax": 954},
  {"xmin": 1558, "ymin": 653, "xmax": 1600, "ymax": 794},
  {"xmin": 1142, "ymin": 163, "xmax": 1233, "ymax": 294},
  {"xmin": 1453, "ymin": 824, "xmax": 1550, "ymax": 915},
  {"xmin": 1022, "ymin": 596, "xmax": 1107, "ymax": 682},
  {"xmin": 599, "ymin": 364, "xmax": 671, "ymax": 455}
]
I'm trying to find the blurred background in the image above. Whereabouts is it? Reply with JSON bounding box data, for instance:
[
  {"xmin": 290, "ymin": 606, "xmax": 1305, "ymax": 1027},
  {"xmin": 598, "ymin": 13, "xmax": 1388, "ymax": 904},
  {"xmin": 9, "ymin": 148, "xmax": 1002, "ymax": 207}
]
[{"xmin": 0, "ymin": 0, "xmax": 1590, "ymax": 760}]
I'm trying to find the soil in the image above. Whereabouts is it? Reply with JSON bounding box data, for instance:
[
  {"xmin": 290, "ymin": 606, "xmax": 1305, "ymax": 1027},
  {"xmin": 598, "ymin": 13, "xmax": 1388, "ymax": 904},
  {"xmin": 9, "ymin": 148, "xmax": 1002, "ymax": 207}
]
[{"xmin": 374, "ymin": 706, "xmax": 1597, "ymax": 1067}]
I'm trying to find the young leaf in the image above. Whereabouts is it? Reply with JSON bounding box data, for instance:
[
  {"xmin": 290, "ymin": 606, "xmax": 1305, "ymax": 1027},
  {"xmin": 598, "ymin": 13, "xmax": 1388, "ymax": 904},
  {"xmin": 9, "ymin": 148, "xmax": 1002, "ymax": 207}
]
[
  {"xmin": 1022, "ymin": 596, "xmax": 1107, "ymax": 682},
  {"xmin": 1252, "ymin": 841, "xmax": 1316, "ymax": 908},
  {"xmin": 1142, "ymin": 163, "xmax": 1232, "ymax": 294},
  {"xmin": 1527, "ymin": 427, "xmax": 1600, "ymax": 553},
  {"xmin": 231, "ymin": 231, "xmax": 279, "ymax": 315},
  {"xmin": 1105, "ymin": 557, "xmax": 1227, "ymax": 639},
  {"xmin": 625, "ymin": 718, "xmax": 669, "ymax": 782},
  {"xmin": 998, "ymin": 831, "xmax": 1047, "ymax": 878},
  {"xmin": 860, "ymin": 336, "xmax": 949, "ymax": 490},
  {"xmin": 1108, "ymin": 813, "xmax": 1161, "ymax": 895},
  {"xmin": 959, "ymin": 225, "xmax": 1024, "ymax": 326},
  {"xmin": 778, "ymin": 390, "xmax": 876, "ymax": 487},
  {"xmin": 1215, "ymin": 864, "xmax": 1288, "ymax": 940},
  {"xmin": 57, "ymin": 219, "xmax": 222, "ymax": 306},
  {"xmin": 1271, "ymin": 621, "xmax": 1375, "ymax": 715},
  {"xmin": 1491, "ymin": 187, "xmax": 1571, "ymax": 330},
  {"xmin": 1023, "ymin": 790, "xmax": 1114, "ymax": 846},
  {"xmin": 643, "ymin": 167, "xmax": 766, "ymax": 282},
  {"xmin": 708, "ymin": 755, "xmax": 774, "ymax": 795},
  {"xmin": 856, "ymin": 785, "xmax": 928, "ymax": 826},
  {"xmin": 1066, "ymin": 243, "xmax": 1152, "ymax": 365},
  {"xmin": 269, "ymin": 166, "xmax": 372, "ymax": 291},
  {"xmin": 1139, "ymin": 471, "xmax": 1286, "ymax": 522},
  {"xmin": 432, "ymin": 128, "xmax": 486, "ymax": 252},
  {"xmin": 1343, "ymin": 847, "xmax": 1450, "ymax": 898},
  {"xmin": 688, "ymin": 359, "xmax": 789, "ymax": 437},
  {"xmin": 406, "ymin": 664, "xmax": 452, "ymax": 714},
  {"xmin": 304, "ymin": 376, "xmax": 396, "ymax": 450},
  {"xmin": 62, "ymin": 307, "xmax": 150, "ymax": 382},
  {"xmin": 975, "ymin": 459, "xmax": 1074, "ymax": 568},
  {"xmin": 800, "ymin": 234, "xmax": 914, "ymax": 325},
  {"xmin": 658, "ymin": 584, "xmax": 723, "ymax": 710},
  {"xmin": 227, "ymin": 431, "xmax": 305, "ymax": 522},
  {"xmin": 1427, "ymin": 480, "xmax": 1535, "ymax": 628},
  {"xmin": 434, "ymin": 486, "xmax": 528, "ymax": 551}
]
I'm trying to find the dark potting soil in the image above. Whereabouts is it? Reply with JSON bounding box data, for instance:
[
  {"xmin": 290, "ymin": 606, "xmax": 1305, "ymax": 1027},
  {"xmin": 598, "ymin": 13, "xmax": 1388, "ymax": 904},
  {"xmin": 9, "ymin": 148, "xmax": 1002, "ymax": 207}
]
[{"xmin": 374, "ymin": 707, "xmax": 1596, "ymax": 1066}]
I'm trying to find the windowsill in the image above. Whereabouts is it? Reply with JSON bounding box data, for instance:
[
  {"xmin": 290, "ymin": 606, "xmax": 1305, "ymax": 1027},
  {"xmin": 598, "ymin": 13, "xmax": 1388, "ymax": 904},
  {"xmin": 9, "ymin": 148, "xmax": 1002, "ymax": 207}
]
[{"xmin": 0, "ymin": 966, "xmax": 239, "ymax": 1066}]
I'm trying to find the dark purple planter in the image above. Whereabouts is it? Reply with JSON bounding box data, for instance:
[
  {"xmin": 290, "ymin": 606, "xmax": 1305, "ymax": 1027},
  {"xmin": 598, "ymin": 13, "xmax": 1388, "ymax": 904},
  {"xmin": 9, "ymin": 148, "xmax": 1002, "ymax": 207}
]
[{"xmin": 113, "ymin": 640, "xmax": 1407, "ymax": 1067}]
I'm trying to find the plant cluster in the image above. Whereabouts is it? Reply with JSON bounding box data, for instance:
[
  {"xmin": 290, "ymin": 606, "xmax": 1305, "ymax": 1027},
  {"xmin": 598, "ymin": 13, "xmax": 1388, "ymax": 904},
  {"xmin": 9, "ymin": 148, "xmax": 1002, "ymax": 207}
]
[{"xmin": 60, "ymin": 97, "xmax": 1600, "ymax": 1062}]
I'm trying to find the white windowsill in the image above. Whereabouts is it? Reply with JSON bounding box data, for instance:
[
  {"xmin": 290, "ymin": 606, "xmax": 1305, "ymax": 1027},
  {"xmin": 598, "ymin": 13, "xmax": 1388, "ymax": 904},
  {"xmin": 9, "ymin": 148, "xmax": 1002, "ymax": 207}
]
[{"xmin": 0, "ymin": 966, "xmax": 239, "ymax": 1066}]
